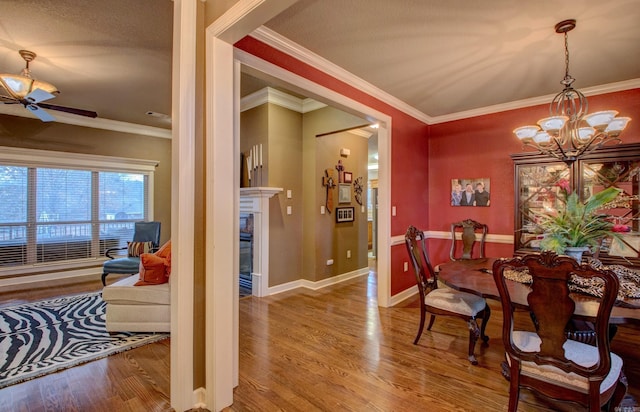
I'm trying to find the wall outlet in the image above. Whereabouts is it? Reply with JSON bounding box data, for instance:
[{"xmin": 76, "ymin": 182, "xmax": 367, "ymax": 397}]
[
  {"xmin": 287, "ymin": 205, "xmax": 292, "ymax": 215},
  {"xmin": 326, "ymin": 259, "xmax": 334, "ymax": 265},
  {"xmin": 321, "ymin": 205, "xmax": 326, "ymax": 214},
  {"xmin": 287, "ymin": 189, "xmax": 292, "ymax": 199},
  {"xmin": 403, "ymin": 261, "xmax": 408, "ymax": 272},
  {"xmin": 347, "ymin": 250, "xmax": 351, "ymax": 258}
]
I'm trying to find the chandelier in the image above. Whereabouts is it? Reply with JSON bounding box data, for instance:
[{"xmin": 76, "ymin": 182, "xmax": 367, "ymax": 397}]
[{"xmin": 513, "ymin": 19, "xmax": 631, "ymax": 164}]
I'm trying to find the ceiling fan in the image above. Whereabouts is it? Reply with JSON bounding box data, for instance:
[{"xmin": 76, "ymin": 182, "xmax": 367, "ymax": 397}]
[{"xmin": 0, "ymin": 50, "xmax": 98, "ymax": 122}]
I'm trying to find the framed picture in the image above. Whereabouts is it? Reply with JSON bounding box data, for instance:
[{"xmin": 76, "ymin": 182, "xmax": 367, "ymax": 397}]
[
  {"xmin": 343, "ymin": 172, "xmax": 353, "ymax": 183},
  {"xmin": 336, "ymin": 206, "xmax": 355, "ymax": 223},
  {"xmin": 451, "ymin": 178, "xmax": 491, "ymax": 207},
  {"xmin": 338, "ymin": 183, "xmax": 351, "ymax": 203}
]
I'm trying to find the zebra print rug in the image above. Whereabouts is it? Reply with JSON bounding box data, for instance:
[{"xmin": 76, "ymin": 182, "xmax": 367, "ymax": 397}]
[{"xmin": 0, "ymin": 292, "xmax": 168, "ymax": 389}]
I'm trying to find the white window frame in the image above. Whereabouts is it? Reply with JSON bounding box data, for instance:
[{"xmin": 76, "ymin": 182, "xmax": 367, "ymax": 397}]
[{"xmin": 0, "ymin": 146, "xmax": 157, "ymax": 277}]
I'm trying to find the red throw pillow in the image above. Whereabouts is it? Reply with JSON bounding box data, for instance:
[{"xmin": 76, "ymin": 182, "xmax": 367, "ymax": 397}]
[{"xmin": 134, "ymin": 253, "xmax": 169, "ymax": 286}]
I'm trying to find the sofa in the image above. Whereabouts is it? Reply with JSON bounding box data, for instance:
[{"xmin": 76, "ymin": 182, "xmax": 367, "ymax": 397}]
[{"xmin": 102, "ymin": 274, "xmax": 170, "ymax": 332}]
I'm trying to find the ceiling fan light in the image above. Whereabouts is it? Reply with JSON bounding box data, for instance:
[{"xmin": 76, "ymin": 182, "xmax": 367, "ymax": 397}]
[{"xmin": 0, "ymin": 74, "xmax": 58, "ymax": 99}]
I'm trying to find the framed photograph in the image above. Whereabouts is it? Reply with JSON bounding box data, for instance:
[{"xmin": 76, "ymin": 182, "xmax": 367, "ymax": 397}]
[
  {"xmin": 336, "ymin": 206, "xmax": 355, "ymax": 223},
  {"xmin": 338, "ymin": 183, "xmax": 351, "ymax": 204},
  {"xmin": 343, "ymin": 172, "xmax": 353, "ymax": 183},
  {"xmin": 451, "ymin": 178, "xmax": 491, "ymax": 207}
]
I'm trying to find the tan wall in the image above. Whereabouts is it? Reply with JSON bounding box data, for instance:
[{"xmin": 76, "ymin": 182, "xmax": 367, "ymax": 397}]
[
  {"xmin": 240, "ymin": 103, "xmax": 368, "ymax": 285},
  {"xmin": 301, "ymin": 106, "xmax": 369, "ymax": 281},
  {"xmin": 267, "ymin": 105, "xmax": 303, "ymax": 286},
  {"xmin": 0, "ymin": 115, "xmax": 172, "ymax": 245}
]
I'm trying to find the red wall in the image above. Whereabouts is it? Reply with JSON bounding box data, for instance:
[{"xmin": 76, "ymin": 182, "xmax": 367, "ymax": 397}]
[
  {"xmin": 427, "ymin": 89, "xmax": 640, "ymax": 265},
  {"xmin": 235, "ymin": 35, "xmax": 640, "ymax": 297}
]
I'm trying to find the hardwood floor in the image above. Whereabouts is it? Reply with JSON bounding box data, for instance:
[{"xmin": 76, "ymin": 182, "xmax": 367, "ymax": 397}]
[{"xmin": 0, "ymin": 272, "xmax": 638, "ymax": 411}]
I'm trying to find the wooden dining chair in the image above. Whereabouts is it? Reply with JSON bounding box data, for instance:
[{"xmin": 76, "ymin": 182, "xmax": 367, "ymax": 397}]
[
  {"xmin": 404, "ymin": 225, "xmax": 490, "ymax": 365},
  {"xmin": 449, "ymin": 218, "xmax": 488, "ymax": 261},
  {"xmin": 492, "ymin": 252, "xmax": 627, "ymax": 411}
]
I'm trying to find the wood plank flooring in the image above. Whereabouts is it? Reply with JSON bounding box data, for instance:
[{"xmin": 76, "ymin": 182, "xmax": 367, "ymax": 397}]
[{"xmin": 0, "ymin": 271, "xmax": 638, "ymax": 411}]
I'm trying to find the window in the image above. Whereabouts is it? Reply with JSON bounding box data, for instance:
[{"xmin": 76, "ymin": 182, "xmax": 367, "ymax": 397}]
[{"xmin": 0, "ymin": 147, "xmax": 156, "ymax": 274}]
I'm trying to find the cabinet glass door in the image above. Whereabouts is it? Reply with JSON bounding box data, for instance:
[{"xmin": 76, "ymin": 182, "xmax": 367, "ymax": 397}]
[
  {"xmin": 580, "ymin": 159, "xmax": 640, "ymax": 263},
  {"xmin": 516, "ymin": 162, "xmax": 570, "ymax": 250}
]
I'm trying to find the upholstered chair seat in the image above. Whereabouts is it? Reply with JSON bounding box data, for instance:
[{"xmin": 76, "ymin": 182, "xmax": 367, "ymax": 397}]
[
  {"xmin": 509, "ymin": 331, "xmax": 624, "ymax": 394},
  {"xmin": 424, "ymin": 288, "xmax": 487, "ymax": 316}
]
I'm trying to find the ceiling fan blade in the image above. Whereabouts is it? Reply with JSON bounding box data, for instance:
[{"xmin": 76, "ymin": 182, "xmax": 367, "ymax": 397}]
[
  {"xmin": 0, "ymin": 96, "xmax": 18, "ymax": 104},
  {"xmin": 37, "ymin": 102, "xmax": 98, "ymax": 118},
  {"xmin": 25, "ymin": 88, "xmax": 56, "ymax": 104},
  {"xmin": 26, "ymin": 104, "xmax": 55, "ymax": 122}
]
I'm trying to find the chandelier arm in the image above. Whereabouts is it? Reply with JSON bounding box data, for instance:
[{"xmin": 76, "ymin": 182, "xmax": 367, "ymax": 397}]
[
  {"xmin": 521, "ymin": 141, "xmax": 565, "ymax": 162},
  {"xmin": 552, "ymin": 136, "xmax": 570, "ymax": 160}
]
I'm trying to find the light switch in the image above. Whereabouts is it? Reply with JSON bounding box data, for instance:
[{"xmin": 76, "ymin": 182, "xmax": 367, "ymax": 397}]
[
  {"xmin": 392, "ymin": 206, "xmax": 397, "ymax": 216},
  {"xmin": 287, "ymin": 189, "xmax": 292, "ymax": 199},
  {"xmin": 287, "ymin": 206, "xmax": 292, "ymax": 215},
  {"xmin": 321, "ymin": 205, "xmax": 326, "ymax": 214}
]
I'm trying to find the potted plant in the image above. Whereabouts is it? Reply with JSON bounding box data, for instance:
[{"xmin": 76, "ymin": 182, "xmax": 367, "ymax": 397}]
[{"xmin": 535, "ymin": 180, "xmax": 623, "ymax": 261}]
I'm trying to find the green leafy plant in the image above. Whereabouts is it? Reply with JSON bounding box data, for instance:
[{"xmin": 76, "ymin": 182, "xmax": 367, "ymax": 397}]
[{"xmin": 536, "ymin": 182, "xmax": 622, "ymax": 254}]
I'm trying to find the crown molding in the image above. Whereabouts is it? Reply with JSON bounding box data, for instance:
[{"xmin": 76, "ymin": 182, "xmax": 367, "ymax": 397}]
[
  {"xmin": 0, "ymin": 104, "xmax": 172, "ymax": 138},
  {"xmin": 249, "ymin": 26, "xmax": 640, "ymax": 126},
  {"xmin": 349, "ymin": 128, "xmax": 373, "ymax": 138},
  {"xmin": 430, "ymin": 78, "xmax": 640, "ymax": 124},
  {"xmin": 250, "ymin": 26, "xmax": 432, "ymax": 124},
  {"xmin": 240, "ymin": 86, "xmax": 327, "ymax": 113}
]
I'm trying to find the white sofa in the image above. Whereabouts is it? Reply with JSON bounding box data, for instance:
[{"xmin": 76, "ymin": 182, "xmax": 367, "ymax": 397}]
[{"xmin": 102, "ymin": 274, "xmax": 170, "ymax": 332}]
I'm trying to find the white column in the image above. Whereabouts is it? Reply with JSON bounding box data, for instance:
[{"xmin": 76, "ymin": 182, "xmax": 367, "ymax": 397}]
[{"xmin": 171, "ymin": 0, "xmax": 196, "ymax": 410}]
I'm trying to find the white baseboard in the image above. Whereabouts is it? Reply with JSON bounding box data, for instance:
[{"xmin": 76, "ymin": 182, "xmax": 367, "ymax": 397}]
[
  {"xmin": 0, "ymin": 267, "xmax": 103, "ymax": 290},
  {"xmin": 389, "ymin": 284, "xmax": 418, "ymax": 306},
  {"xmin": 267, "ymin": 266, "xmax": 370, "ymax": 296}
]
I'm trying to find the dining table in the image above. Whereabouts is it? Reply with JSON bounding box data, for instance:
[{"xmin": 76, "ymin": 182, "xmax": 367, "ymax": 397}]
[{"xmin": 437, "ymin": 257, "xmax": 640, "ymax": 326}]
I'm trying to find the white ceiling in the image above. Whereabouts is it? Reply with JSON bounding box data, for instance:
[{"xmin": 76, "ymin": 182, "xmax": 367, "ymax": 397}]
[
  {"xmin": 0, "ymin": 0, "xmax": 173, "ymax": 129},
  {"xmin": 1, "ymin": 0, "xmax": 639, "ymax": 129}
]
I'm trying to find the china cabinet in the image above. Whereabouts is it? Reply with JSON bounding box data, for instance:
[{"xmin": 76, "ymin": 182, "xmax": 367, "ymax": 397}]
[{"xmin": 512, "ymin": 143, "xmax": 640, "ymax": 268}]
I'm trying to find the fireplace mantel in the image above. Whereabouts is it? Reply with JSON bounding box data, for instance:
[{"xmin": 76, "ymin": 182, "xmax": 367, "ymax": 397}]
[{"xmin": 239, "ymin": 187, "xmax": 282, "ymax": 296}]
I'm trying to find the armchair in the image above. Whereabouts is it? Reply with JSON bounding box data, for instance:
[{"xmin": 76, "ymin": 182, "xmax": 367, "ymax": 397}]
[{"xmin": 102, "ymin": 221, "xmax": 161, "ymax": 285}]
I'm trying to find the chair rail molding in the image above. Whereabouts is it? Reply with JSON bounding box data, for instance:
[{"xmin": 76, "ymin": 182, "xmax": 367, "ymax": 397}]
[{"xmin": 240, "ymin": 187, "xmax": 283, "ymax": 297}]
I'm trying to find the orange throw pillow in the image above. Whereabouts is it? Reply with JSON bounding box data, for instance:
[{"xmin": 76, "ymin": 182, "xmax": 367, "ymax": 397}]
[
  {"xmin": 134, "ymin": 253, "xmax": 169, "ymax": 286},
  {"xmin": 155, "ymin": 240, "xmax": 172, "ymax": 276}
]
